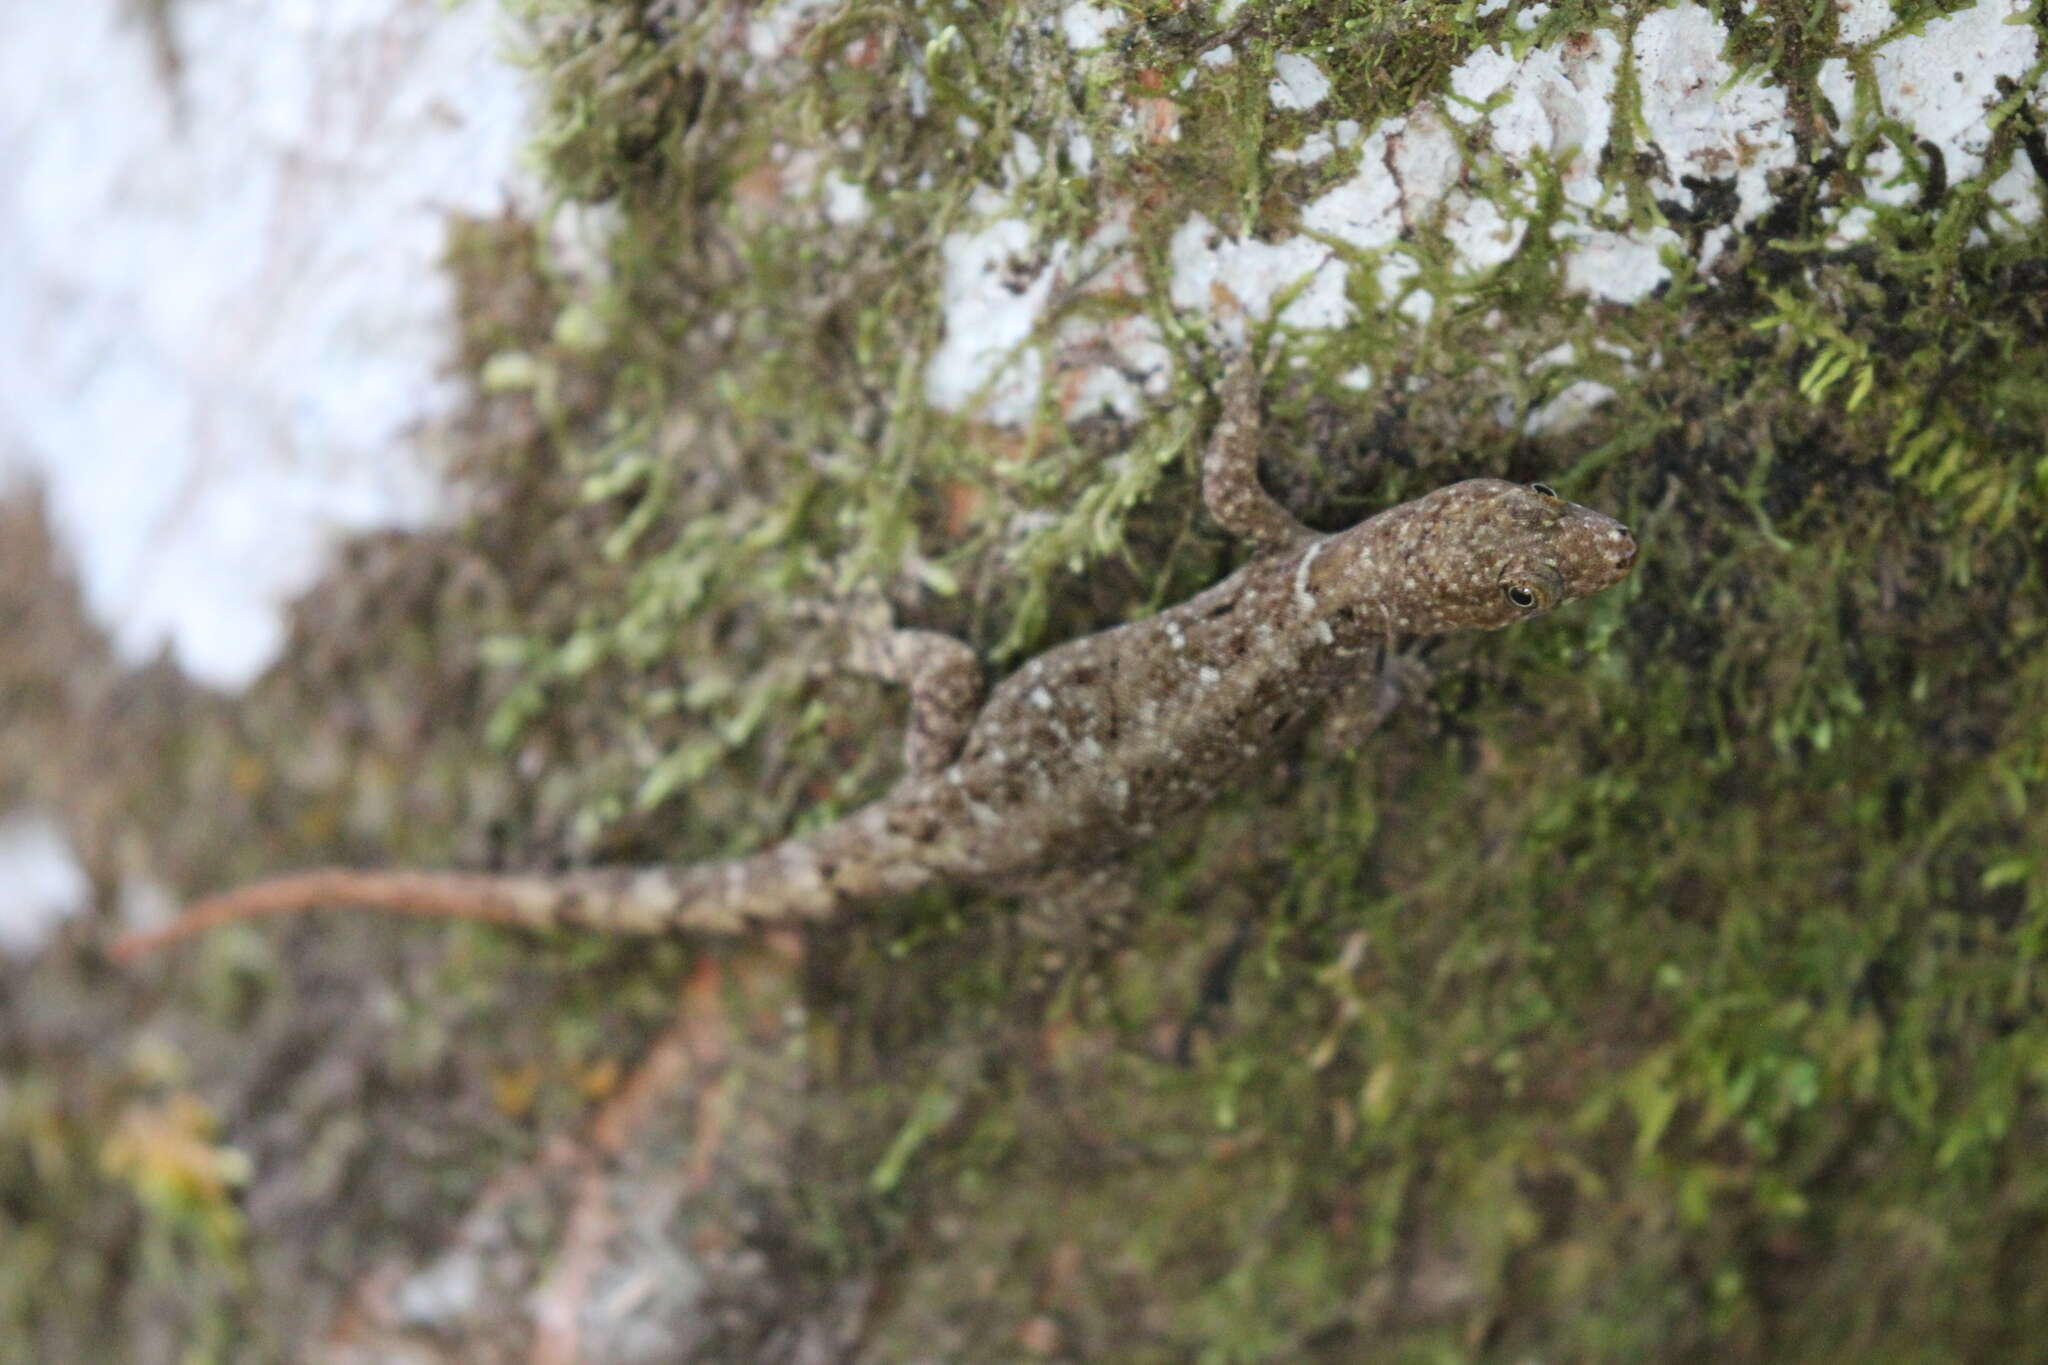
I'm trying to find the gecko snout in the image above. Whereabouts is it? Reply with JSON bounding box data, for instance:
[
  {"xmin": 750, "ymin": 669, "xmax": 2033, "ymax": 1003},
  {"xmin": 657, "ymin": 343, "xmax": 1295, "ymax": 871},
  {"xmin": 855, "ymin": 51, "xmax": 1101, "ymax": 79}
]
[{"xmin": 1567, "ymin": 514, "xmax": 1638, "ymax": 594}]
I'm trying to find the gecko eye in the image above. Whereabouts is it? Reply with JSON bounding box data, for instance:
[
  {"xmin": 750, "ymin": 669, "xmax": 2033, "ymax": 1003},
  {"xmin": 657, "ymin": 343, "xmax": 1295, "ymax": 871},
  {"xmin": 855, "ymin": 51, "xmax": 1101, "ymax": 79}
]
[
  {"xmin": 1530, "ymin": 482, "xmax": 1560, "ymax": 500},
  {"xmin": 1504, "ymin": 583, "xmax": 1540, "ymax": 610}
]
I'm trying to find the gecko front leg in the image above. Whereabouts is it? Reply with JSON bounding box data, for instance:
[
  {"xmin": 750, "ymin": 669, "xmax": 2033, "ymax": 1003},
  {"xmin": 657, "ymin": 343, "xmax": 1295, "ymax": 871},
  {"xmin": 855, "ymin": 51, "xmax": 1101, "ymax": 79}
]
[
  {"xmin": 1317, "ymin": 644, "xmax": 1439, "ymax": 756},
  {"xmin": 1201, "ymin": 352, "xmax": 1316, "ymax": 555}
]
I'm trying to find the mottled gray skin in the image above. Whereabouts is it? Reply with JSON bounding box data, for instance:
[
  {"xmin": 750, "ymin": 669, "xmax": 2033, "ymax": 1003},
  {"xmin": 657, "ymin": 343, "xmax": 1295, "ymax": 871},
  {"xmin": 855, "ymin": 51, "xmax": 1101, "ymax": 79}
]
[{"xmin": 112, "ymin": 359, "xmax": 1635, "ymax": 959}]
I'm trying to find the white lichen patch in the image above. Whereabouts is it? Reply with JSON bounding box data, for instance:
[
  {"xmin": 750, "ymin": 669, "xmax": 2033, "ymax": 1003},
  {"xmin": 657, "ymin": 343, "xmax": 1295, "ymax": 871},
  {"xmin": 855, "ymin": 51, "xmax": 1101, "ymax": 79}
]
[
  {"xmin": 1067, "ymin": 131, "xmax": 1097, "ymax": 176},
  {"xmin": 1053, "ymin": 314, "xmax": 1175, "ymax": 421},
  {"xmin": 1988, "ymin": 156, "xmax": 2045, "ymax": 230},
  {"xmin": 1443, "ymin": 194, "xmax": 1526, "ymax": 271},
  {"xmin": 927, "ymin": 18, "xmax": 1630, "ymax": 426},
  {"xmin": 1446, "ymin": 30, "xmax": 1621, "ymax": 211},
  {"xmin": 1296, "ymin": 130, "xmax": 1409, "ymax": 253},
  {"xmin": 1168, "ymin": 214, "xmax": 1352, "ymax": 339},
  {"xmin": 1269, "ymin": 52, "xmax": 1333, "ymax": 111},
  {"xmin": 927, "ymin": 199, "xmax": 1170, "ymax": 425},
  {"xmin": 1060, "ymin": 2, "xmax": 1125, "ymax": 51},
  {"xmin": 923, "ymin": 0, "xmax": 2041, "ymax": 431},
  {"xmin": 1818, "ymin": 0, "xmax": 2040, "ymax": 219},
  {"xmin": 0, "ymin": 811, "xmax": 88, "ymax": 959},
  {"xmin": 1555, "ymin": 223, "xmax": 1682, "ymax": 303},
  {"xmin": 821, "ymin": 172, "xmax": 871, "ymax": 226},
  {"xmin": 755, "ymin": 144, "xmax": 880, "ymax": 230},
  {"xmin": 1264, "ymin": 33, "xmax": 1627, "ymax": 310},
  {"xmin": 925, "ymin": 197, "xmax": 1065, "ymax": 425},
  {"xmin": 745, "ymin": 0, "xmax": 837, "ymax": 62},
  {"xmin": 1524, "ymin": 379, "xmax": 1618, "ymax": 436},
  {"xmin": 1834, "ymin": 0, "xmax": 1894, "ymax": 47},
  {"xmin": 1056, "ymin": 274, "xmax": 1174, "ymax": 419},
  {"xmin": 1007, "ymin": 131, "xmax": 1046, "ymax": 181},
  {"xmin": 0, "ymin": 0, "xmax": 533, "ymax": 690},
  {"xmin": 1273, "ymin": 120, "xmax": 1361, "ymax": 167},
  {"xmin": 1634, "ymin": 3, "xmax": 1798, "ymax": 224}
]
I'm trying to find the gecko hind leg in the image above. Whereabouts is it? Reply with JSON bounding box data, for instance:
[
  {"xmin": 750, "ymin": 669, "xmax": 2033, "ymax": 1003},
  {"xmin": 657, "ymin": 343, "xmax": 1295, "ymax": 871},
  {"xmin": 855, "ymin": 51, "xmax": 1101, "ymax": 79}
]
[
  {"xmin": 798, "ymin": 599, "xmax": 984, "ymax": 777},
  {"xmin": 838, "ymin": 622, "xmax": 985, "ymax": 778},
  {"xmin": 1202, "ymin": 352, "xmax": 1317, "ymax": 557}
]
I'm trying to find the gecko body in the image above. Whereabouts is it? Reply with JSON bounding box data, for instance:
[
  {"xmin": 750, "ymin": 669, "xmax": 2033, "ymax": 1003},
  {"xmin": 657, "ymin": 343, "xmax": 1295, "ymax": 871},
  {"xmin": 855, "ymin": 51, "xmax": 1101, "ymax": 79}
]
[{"xmin": 112, "ymin": 359, "xmax": 1635, "ymax": 960}]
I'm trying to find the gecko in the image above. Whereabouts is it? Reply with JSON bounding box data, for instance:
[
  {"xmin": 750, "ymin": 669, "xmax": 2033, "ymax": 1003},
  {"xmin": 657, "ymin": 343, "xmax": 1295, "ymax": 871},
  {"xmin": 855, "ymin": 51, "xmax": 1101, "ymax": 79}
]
[{"xmin": 110, "ymin": 356, "xmax": 1636, "ymax": 962}]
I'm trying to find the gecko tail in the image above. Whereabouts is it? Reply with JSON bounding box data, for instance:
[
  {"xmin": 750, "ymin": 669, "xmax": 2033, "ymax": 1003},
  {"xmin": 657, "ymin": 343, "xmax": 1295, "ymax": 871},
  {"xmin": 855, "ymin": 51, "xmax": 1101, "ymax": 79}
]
[
  {"xmin": 107, "ymin": 843, "xmax": 871, "ymax": 964},
  {"xmin": 106, "ymin": 869, "xmax": 583, "ymax": 963},
  {"xmin": 108, "ymin": 804, "xmax": 939, "ymax": 964}
]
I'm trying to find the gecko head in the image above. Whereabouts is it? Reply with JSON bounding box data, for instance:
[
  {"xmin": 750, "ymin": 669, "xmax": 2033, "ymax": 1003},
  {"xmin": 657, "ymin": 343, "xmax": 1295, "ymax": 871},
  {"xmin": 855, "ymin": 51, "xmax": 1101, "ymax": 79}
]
[
  {"xmin": 1320, "ymin": 479, "xmax": 1635, "ymax": 636},
  {"xmin": 1430, "ymin": 479, "xmax": 1635, "ymax": 630}
]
